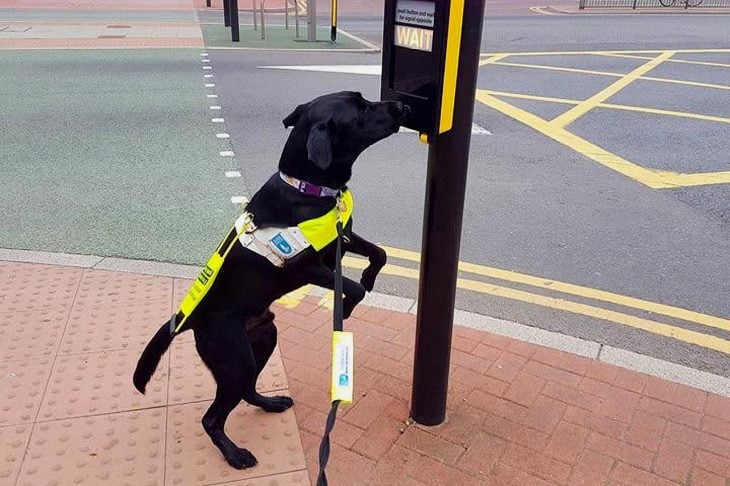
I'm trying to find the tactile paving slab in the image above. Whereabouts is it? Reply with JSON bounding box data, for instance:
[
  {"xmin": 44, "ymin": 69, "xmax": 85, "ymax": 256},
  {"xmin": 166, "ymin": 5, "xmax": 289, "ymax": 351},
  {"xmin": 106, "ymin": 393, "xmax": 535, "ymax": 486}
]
[
  {"xmin": 37, "ymin": 349, "xmax": 169, "ymax": 421},
  {"xmin": 0, "ymin": 424, "xmax": 32, "ymax": 485},
  {"xmin": 222, "ymin": 470, "xmax": 311, "ymax": 485},
  {"xmin": 169, "ymin": 340, "xmax": 289, "ymax": 405},
  {"xmin": 16, "ymin": 408, "xmax": 166, "ymax": 486},
  {"xmin": 0, "ymin": 262, "xmax": 81, "ymax": 314},
  {"xmin": 171, "ymin": 278, "xmax": 195, "ymax": 343},
  {"xmin": 0, "ymin": 309, "xmax": 67, "ymax": 362},
  {"xmin": 165, "ymin": 401, "xmax": 305, "ymax": 486},
  {"xmin": 0, "ymin": 358, "xmax": 53, "ymax": 426},
  {"xmin": 172, "ymin": 278, "xmax": 194, "ymax": 310},
  {"xmin": 59, "ymin": 270, "xmax": 172, "ymax": 354}
]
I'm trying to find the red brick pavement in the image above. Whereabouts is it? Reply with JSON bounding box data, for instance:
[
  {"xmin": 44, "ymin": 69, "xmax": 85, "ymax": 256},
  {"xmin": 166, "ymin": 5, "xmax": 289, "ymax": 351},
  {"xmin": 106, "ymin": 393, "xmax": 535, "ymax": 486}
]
[
  {"xmin": 1, "ymin": 261, "xmax": 729, "ymax": 486},
  {"xmin": 277, "ymin": 297, "xmax": 730, "ymax": 486}
]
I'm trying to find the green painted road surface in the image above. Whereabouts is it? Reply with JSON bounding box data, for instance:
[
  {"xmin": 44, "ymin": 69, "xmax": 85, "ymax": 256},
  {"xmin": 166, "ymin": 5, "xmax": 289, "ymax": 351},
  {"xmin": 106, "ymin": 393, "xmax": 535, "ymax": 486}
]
[{"xmin": 0, "ymin": 49, "xmax": 244, "ymax": 265}]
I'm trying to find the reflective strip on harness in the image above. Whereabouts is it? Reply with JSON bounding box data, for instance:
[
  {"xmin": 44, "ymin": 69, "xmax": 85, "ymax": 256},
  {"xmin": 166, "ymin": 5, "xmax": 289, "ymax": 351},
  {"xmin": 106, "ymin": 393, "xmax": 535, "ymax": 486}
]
[
  {"xmin": 173, "ymin": 222, "xmax": 244, "ymax": 334},
  {"xmin": 299, "ymin": 190, "xmax": 354, "ymax": 251}
]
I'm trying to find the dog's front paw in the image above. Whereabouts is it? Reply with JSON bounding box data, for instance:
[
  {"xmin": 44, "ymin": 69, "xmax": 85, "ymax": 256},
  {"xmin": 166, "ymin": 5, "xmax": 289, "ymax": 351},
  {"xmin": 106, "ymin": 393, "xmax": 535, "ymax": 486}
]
[
  {"xmin": 225, "ymin": 447, "xmax": 258, "ymax": 469},
  {"xmin": 259, "ymin": 395, "xmax": 294, "ymax": 413},
  {"xmin": 360, "ymin": 266, "xmax": 379, "ymax": 292}
]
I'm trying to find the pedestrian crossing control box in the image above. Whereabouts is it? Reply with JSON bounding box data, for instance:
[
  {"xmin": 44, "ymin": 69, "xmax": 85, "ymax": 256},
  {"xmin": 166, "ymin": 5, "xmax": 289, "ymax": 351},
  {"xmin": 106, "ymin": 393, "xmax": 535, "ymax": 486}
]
[{"xmin": 380, "ymin": 0, "xmax": 464, "ymax": 139}]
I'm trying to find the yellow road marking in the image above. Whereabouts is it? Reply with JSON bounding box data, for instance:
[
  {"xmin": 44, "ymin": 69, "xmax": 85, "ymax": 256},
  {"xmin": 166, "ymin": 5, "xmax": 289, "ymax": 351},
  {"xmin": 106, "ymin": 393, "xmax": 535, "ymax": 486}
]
[
  {"xmin": 641, "ymin": 75, "xmax": 730, "ymax": 91},
  {"xmin": 380, "ymin": 245, "xmax": 730, "ymax": 333},
  {"xmin": 550, "ymin": 52, "xmax": 675, "ymax": 128},
  {"xmin": 483, "ymin": 90, "xmax": 579, "ymax": 104},
  {"xmin": 489, "ymin": 60, "xmax": 730, "ymax": 91},
  {"xmin": 653, "ymin": 169, "xmax": 730, "ymax": 187},
  {"xmin": 340, "ymin": 256, "xmax": 730, "ymax": 354},
  {"xmin": 475, "ymin": 89, "xmax": 730, "ymax": 188},
  {"xmin": 600, "ymin": 102, "xmax": 730, "ymax": 125},
  {"xmin": 484, "ymin": 89, "xmax": 730, "ymax": 125},
  {"xmin": 596, "ymin": 52, "xmax": 730, "ymax": 70},
  {"xmin": 479, "ymin": 53, "xmax": 508, "ymax": 67},
  {"xmin": 481, "ymin": 48, "xmax": 730, "ymax": 57},
  {"xmin": 475, "ymin": 90, "xmax": 671, "ymax": 188},
  {"xmin": 492, "ymin": 60, "xmax": 622, "ymax": 78}
]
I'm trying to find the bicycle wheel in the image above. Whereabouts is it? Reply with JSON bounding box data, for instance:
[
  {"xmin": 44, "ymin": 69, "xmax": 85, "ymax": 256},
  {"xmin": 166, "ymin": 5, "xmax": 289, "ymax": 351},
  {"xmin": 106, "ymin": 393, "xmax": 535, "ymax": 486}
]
[
  {"xmin": 659, "ymin": 0, "xmax": 676, "ymax": 6},
  {"xmin": 686, "ymin": 0, "xmax": 703, "ymax": 6}
]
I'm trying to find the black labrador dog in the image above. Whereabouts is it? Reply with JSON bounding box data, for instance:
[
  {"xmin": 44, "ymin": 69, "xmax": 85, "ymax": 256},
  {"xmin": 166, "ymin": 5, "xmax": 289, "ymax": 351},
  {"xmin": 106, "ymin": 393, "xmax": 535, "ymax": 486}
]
[{"xmin": 133, "ymin": 91, "xmax": 407, "ymax": 469}]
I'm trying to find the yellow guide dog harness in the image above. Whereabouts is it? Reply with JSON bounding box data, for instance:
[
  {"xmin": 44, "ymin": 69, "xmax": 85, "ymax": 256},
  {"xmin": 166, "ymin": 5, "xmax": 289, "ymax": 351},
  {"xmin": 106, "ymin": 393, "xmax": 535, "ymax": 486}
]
[{"xmin": 169, "ymin": 187, "xmax": 354, "ymax": 335}]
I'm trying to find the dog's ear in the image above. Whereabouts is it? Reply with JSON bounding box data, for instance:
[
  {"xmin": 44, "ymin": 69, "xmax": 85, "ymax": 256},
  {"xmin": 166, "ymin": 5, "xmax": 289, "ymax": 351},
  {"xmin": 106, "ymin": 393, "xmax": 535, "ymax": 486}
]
[
  {"xmin": 282, "ymin": 103, "xmax": 306, "ymax": 128},
  {"xmin": 307, "ymin": 122, "xmax": 332, "ymax": 169}
]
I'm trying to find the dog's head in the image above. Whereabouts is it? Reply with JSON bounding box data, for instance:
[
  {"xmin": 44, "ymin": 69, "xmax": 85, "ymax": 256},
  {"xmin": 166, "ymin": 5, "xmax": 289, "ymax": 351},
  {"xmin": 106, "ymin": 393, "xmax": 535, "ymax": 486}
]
[{"xmin": 279, "ymin": 91, "xmax": 409, "ymax": 187}]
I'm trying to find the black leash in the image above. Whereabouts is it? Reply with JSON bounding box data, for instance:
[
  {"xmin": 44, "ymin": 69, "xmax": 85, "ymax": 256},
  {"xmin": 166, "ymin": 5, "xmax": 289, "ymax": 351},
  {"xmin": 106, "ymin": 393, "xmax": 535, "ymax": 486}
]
[{"xmin": 316, "ymin": 219, "xmax": 345, "ymax": 486}]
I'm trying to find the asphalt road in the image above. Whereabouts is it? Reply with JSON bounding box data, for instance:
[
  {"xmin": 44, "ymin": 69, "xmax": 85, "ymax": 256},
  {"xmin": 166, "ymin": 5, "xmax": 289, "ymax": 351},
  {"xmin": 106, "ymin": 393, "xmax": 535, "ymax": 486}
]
[{"xmin": 1, "ymin": 8, "xmax": 728, "ymax": 376}]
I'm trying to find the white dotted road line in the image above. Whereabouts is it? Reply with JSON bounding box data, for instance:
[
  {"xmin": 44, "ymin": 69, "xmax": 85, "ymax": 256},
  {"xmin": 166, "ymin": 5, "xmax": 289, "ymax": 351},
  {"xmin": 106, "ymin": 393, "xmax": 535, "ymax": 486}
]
[{"xmin": 200, "ymin": 51, "xmax": 247, "ymax": 206}]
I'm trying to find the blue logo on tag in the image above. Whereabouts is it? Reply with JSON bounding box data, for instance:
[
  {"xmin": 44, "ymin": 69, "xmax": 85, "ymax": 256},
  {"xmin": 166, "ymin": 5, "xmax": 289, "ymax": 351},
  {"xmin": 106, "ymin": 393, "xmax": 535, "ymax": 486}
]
[
  {"xmin": 271, "ymin": 233, "xmax": 293, "ymax": 255},
  {"xmin": 338, "ymin": 374, "xmax": 349, "ymax": 386}
]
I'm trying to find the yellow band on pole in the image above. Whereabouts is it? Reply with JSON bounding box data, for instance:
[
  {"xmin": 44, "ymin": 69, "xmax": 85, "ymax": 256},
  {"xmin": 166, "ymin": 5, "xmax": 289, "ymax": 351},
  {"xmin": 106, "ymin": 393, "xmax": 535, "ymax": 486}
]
[{"xmin": 438, "ymin": 0, "xmax": 465, "ymax": 133}]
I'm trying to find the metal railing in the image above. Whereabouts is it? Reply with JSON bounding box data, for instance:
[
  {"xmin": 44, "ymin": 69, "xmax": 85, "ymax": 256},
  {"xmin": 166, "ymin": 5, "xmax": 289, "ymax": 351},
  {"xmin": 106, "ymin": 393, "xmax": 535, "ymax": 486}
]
[{"xmin": 579, "ymin": 0, "xmax": 730, "ymax": 8}]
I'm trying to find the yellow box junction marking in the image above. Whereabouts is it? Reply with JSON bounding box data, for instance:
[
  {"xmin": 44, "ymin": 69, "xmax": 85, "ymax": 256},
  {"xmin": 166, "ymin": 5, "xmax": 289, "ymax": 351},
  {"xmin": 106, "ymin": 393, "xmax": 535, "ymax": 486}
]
[
  {"xmin": 488, "ymin": 59, "xmax": 730, "ymax": 91},
  {"xmin": 475, "ymin": 48, "xmax": 730, "ymax": 188},
  {"xmin": 550, "ymin": 51, "xmax": 675, "ymax": 128}
]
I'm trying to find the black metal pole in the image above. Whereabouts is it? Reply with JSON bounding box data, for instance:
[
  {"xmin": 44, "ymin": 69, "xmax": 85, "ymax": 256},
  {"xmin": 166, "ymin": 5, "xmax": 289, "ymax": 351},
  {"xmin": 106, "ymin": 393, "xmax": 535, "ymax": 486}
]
[
  {"xmin": 230, "ymin": 0, "xmax": 240, "ymax": 41},
  {"xmin": 224, "ymin": 0, "xmax": 230, "ymax": 27},
  {"xmin": 410, "ymin": 0, "xmax": 486, "ymax": 426}
]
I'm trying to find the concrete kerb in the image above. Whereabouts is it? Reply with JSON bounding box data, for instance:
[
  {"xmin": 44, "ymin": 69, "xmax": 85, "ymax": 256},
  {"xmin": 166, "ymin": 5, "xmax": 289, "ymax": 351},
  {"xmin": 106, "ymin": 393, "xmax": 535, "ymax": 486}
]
[{"xmin": 2, "ymin": 246, "xmax": 728, "ymax": 398}]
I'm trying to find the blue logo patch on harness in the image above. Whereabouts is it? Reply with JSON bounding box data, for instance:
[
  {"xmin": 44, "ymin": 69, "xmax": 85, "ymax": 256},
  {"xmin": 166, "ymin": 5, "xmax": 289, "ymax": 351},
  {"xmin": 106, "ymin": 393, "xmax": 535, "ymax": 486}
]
[{"xmin": 270, "ymin": 233, "xmax": 293, "ymax": 255}]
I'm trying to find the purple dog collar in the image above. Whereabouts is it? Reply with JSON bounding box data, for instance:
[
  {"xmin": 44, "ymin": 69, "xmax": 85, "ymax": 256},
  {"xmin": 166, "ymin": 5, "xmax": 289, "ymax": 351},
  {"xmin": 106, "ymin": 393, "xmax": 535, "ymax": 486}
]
[{"xmin": 279, "ymin": 172, "xmax": 340, "ymax": 197}]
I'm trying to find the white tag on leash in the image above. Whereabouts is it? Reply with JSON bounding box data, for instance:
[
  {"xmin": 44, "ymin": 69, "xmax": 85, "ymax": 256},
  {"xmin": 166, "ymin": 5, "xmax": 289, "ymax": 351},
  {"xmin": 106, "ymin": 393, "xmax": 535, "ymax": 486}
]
[{"xmin": 331, "ymin": 331, "xmax": 354, "ymax": 403}]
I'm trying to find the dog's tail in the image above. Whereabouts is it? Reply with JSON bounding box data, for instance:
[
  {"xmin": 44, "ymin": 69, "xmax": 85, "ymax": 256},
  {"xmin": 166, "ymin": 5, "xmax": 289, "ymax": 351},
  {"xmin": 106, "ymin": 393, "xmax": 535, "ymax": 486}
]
[{"xmin": 133, "ymin": 320, "xmax": 175, "ymax": 394}]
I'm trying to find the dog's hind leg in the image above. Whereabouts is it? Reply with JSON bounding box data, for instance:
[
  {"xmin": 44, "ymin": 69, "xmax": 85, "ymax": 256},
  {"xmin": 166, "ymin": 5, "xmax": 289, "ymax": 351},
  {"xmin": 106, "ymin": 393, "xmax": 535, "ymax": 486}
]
[
  {"xmin": 242, "ymin": 310, "xmax": 295, "ymax": 413},
  {"xmin": 195, "ymin": 312, "xmax": 262, "ymax": 469},
  {"xmin": 201, "ymin": 384, "xmax": 258, "ymax": 469}
]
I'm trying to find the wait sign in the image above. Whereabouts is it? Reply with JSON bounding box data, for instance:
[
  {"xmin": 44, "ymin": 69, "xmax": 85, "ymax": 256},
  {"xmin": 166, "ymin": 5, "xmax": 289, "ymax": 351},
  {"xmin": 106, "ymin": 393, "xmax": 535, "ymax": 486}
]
[{"xmin": 394, "ymin": 25, "xmax": 433, "ymax": 52}]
